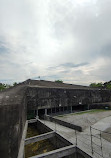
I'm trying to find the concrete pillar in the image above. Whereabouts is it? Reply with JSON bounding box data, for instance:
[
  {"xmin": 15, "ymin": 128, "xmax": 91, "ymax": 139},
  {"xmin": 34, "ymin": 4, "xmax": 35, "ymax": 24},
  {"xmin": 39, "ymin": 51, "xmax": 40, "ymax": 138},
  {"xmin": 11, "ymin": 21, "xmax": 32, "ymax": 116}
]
[
  {"xmin": 88, "ymin": 104, "xmax": 90, "ymax": 110},
  {"xmin": 51, "ymin": 108, "xmax": 52, "ymax": 115},
  {"xmin": 45, "ymin": 108, "xmax": 47, "ymax": 115},
  {"xmin": 63, "ymin": 106, "xmax": 64, "ymax": 112},
  {"xmin": 71, "ymin": 106, "xmax": 72, "ymax": 113},
  {"xmin": 36, "ymin": 108, "xmax": 39, "ymax": 119},
  {"xmin": 36, "ymin": 108, "xmax": 38, "ymax": 116},
  {"xmin": 55, "ymin": 107, "xmax": 56, "ymax": 113}
]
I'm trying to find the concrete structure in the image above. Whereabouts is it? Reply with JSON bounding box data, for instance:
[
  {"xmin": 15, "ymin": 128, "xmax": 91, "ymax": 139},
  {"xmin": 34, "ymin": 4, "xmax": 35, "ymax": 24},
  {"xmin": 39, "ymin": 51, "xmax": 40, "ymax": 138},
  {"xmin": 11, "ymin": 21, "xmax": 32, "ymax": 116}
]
[
  {"xmin": 0, "ymin": 79, "xmax": 111, "ymax": 158},
  {"xmin": 29, "ymin": 146, "xmax": 93, "ymax": 158},
  {"xmin": 0, "ymin": 85, "xmax": 27, "ymax": 158},
  {"xmin": 25, "ymin": 131, "xmax": 55, "ymax": 145},
  {"xmin": 44, "ymin": 115, "xmax": 82, "ymax": 131},
  {"xmin": 18, "ymin": 121, "xmax": 28, "ymax": 158},
  {"xmin": 25, "ymin": 79, "xmax": 111, "ymax": 118},
  {"xmin": 42, "ymin": 113, "xmax": 111, "ymax": 158},
  {"xmin": 24, "ymin": 119, "xmax": 92, "ymax": 158}
]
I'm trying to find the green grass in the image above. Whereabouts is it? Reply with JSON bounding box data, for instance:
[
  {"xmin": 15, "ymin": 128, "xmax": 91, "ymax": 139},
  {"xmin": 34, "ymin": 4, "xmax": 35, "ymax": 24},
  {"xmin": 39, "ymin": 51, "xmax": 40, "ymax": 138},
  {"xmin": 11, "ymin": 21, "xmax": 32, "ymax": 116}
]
[
  {"xmin": 57, "ymin": 109, "xmax": 111, "ymax": 117},
  {"xmin": 73, "ymin": 109, "xmax": 109, "ymax": 115}
]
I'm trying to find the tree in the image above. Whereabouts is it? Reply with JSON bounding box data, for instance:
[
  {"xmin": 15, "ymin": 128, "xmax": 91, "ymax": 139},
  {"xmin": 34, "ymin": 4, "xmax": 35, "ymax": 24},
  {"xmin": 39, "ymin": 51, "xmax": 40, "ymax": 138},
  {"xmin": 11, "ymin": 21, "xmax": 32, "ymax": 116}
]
[
  {"xmin": 55, "ymin": 80, "xmax": 63, "ymax": 83},
  {"xmin": 104, "ymin": 81, "xmax": 111, "ymax": 89},
  {"xmin": 13, "ymin": 82, "xmax": 17, "ymax": 86},
  {"xmin": 0, "ymin": 83, "xmax": 6, "ymax": 91},
  {"xmin": 89, "ymin": 81, "xmax": 111, "ymax": 89},
  {"xmin": 96, "ymin": 82, "xmax": 103, "ymax": 88},
  {"xmin": 89, "ymin": 82, "xmax": 103, "ymax": 88},
  {"xmin": 0, "ymin": 83, "xmax": 12, "ymax": 91},
  {"xmin": 89, "ymin": 83, "xmax": 97, "ymax": 88},
  {"xmin": 106, "ymin": 84, "xmax": 111, "ymax": 89}
]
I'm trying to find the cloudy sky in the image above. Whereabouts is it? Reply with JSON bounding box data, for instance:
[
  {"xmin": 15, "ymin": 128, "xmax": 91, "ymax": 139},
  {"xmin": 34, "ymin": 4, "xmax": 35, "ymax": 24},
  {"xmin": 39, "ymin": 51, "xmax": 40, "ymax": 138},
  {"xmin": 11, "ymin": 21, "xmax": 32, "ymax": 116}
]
[{"xmin": 0, "ymin": 0, "xmax": 111, "ymax": 85}]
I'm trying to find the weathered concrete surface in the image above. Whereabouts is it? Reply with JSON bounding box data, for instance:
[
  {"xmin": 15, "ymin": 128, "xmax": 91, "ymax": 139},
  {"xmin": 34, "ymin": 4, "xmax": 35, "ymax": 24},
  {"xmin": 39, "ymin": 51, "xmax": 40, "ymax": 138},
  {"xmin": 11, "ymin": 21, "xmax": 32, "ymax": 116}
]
[
  {"xmin": 27, "ymin": 118, "xmax": 73, "ymax": 152},
  {"xmin": 29, "ymin": 143, "xmax": 92, "ymax": 158},
  {"xmin": 25, "ymin": 80, "xmax": 111, "ymax": 114},
  {"xmin": 27, "ymin": 86, "xmax": 111, "ymax": 111},
  {"xmin": 36, "ymin": 119, "xmax": 52, "ymax": 133},
  {"xmin": 0, "ymin": 85, "xmax": 27, "ymax": 158},
  {"xmin": 0, "ymin": 79, "xmax": 111, "ymax": 158},
  {"xmin": 17, "ymin": 121, "xmax": 28, "ymax": 158},
  {"xmin": 41, "ymin": 112, "xmax": 111, "ymax": 158},
  {"xmin": 28, "ymin": 119, "xmax": 38, "ymax": 123},
  {"xmin": 44, "ymin": 115, "xmax": 82, "ymax": 131},
  {"xmin": 25, "ymin": 131, "xmax": 55, "ymax": 145},
  {"xmin": 101, "ymin": 127, "xmax": 111, "ymax": 142},
  {"xmin": 22, "ymin": 79, "xmax": 98, "ymax": 89},
  {"xmin": 91, "ymin": 102, "xmax": 111, "ymax": 109},
  {"xmin": 55, "ymin": 110, "xmax": 111, "ymax": 130},
  {"xmin": 30, "ymin": 145, "xmax": 76, "ymax": 158}
]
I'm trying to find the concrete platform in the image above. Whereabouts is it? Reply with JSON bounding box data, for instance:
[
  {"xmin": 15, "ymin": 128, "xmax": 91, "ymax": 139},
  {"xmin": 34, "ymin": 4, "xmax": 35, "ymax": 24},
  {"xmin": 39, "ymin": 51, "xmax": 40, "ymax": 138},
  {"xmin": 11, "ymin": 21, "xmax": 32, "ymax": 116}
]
[
  {"xmin": 55, "ymin": 110, "xmax": 111, "ymax": 130},
  {"xmin": 41, "ymin": 114, "xmax": 111, "ymax": 158}
]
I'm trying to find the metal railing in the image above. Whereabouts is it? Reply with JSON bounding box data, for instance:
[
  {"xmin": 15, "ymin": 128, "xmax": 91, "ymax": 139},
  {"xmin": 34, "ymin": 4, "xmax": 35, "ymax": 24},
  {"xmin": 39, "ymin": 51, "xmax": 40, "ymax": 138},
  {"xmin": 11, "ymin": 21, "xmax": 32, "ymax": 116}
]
[
  {"xmin": 42, "ymin": 115, "xmax": 111, "ymax": 158},
  {"xmin": 74, "ymin": 126, "xmax": 111, "ymax": 158}
]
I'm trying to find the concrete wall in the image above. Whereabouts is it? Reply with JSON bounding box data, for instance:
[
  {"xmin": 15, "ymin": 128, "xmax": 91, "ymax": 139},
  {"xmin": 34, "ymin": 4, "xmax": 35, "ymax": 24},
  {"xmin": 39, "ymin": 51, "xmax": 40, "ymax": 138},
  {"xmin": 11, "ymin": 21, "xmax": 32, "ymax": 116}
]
[
  {"xmin": 27, "ymin": 87, "xmax": 111, "ymax": 112},
  {"xmin": 0, "ymin": 96, "xmax": 27, "ymax": 158},
  {"xmin": 30, "ymin": 120, "xmax": 72, "ymax": 149},
  {"xmin": 37, "ymin": 119, "xmax": 72, "ymax": 148},
  {"xmin": 50, "ymin": 132, "xmax": 72, "ymax": 149},
  {"xmin": 90, "ymin": 102, "xmax": 111, "ymax": 109},
  {"xmin": 36, "ymin": 119, "xmax": 52, "ymax": 133},
  {"xmin": 0, "ymin": 80, "xmax": 111, "ymax": 158},
  {"xmin": 44, "ymin": 115, "xmax": 82, "ymax": 132}
]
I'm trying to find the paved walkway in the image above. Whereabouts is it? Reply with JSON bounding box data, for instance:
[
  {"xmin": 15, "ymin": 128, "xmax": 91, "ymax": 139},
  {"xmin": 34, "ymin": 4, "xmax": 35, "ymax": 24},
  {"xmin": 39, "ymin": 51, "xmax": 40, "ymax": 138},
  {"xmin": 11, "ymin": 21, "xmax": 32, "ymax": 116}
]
[
  {"xmin": 41, "ymin": 115, "xmax": 111, "ymax": 158},
  {"xmin": 55, "ymin": 110, "xmax": 111, "ymax": 130}
]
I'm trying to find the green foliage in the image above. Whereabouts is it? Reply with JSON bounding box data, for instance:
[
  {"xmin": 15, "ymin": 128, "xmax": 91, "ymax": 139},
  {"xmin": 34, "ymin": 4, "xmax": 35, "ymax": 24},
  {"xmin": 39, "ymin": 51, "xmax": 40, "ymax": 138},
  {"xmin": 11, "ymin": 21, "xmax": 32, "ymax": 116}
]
[
  {"xmin": 0, "ymin": 83, "xmax": 12, "ymax": 91},
  {"xmin": 0, "ymin": 82, "xmax": 18, "ymax": 91},
  {"xmin": 13, "ymin": 82, "xmax": 17, "ymax": 86},
  {"xmin": 106, "ymin": 83, "xmax": 111, "ymax": 89},
  {"xmin": 89, "ymin": 83, "xmax": 97, "ymax": 88},
  {"xmin": 90, "ymin": 81, "xmax": 111, "ymax": 89},
  {"xmin": 55, "ymin": 80, "xmax": 63, "ymax": 83},
  {"xmin": 0, "ymin": 84, "xmax": 6, "ymax": 91},
  {"xmin": 89, "ymin": 82, "xmax": 103, "ymax": 88},
  {"xmin": 96, "ymin": 82, "xmax": 103, "ymax": 88}
]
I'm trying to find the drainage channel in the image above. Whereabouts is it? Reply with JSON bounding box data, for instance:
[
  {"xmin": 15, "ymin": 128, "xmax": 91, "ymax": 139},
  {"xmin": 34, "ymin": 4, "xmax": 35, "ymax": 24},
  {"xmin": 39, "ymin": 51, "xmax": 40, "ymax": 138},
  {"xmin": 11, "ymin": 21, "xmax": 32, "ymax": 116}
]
[
  {"xmin": 19, "ymin": 119, "xmax": 93, "ymax": 158},
  {"xmin": 25, "ymin": 120, "xmax": 73, "ymax": 158},
  {"xmin": 25, "ymin": 123, "xmax": 56, "ymax": 158}
]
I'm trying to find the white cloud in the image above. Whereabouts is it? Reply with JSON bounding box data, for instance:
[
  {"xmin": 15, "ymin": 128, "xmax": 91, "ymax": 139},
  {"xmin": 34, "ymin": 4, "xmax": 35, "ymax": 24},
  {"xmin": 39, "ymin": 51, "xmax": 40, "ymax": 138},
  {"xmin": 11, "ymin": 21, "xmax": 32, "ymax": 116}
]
[{"xmin": 0, "ymin": 0, "xmax": 111, "ymax": 85}]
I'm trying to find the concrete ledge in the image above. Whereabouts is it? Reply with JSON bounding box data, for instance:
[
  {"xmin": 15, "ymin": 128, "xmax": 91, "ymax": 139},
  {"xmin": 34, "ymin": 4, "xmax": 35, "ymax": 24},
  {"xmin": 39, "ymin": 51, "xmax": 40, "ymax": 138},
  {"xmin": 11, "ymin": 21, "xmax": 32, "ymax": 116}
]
[
  {"xmin": 45, "ymin": 115, "xmax": 82, "ymax": 132},
  {"xmin": 30, "ymin": 145, "xmax": 76, "ymax": 158},
  {"xmin": 77, "ymin": 148, "xmax": 92, "ymax": 158},
  {"xmin": 25, "ymin": 131, "xmax": 55, "ymax": 145},
  {"xmin": 29, "ymin": 145, "xmax": 93, "ymax": 158},
  {"xmin": 37, "ymin": 119, "xmax": 53, "ymax": 133},
  {"xmin": 17, "ymin": 120, "xmax": 28, "ymax": 158},
  {"xmin": 28, "ymin": 119, "xmax": 37, "ymax": 123},
  {"xmin": 55, "ymin": 132, "xmax": 72, "ymax": 146}
]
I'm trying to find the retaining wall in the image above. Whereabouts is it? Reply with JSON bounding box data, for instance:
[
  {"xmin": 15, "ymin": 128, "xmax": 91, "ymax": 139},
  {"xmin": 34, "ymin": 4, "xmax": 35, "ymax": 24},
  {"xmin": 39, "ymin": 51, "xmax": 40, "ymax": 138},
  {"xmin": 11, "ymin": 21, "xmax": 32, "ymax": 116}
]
[
  {"xmin": 27, "ymin": 87, "xmax": 111, "ymax": 111},
  {"xmin": 44, "ymin": 115, "xmax": 82, "ymax": 132},
  {"xmin": 29, "ymin": 119, "xmax": 72, "ymax": 149},
  {"xmin": 0, "ymin": 102, "xmax": 27, "ymax": 158}
]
